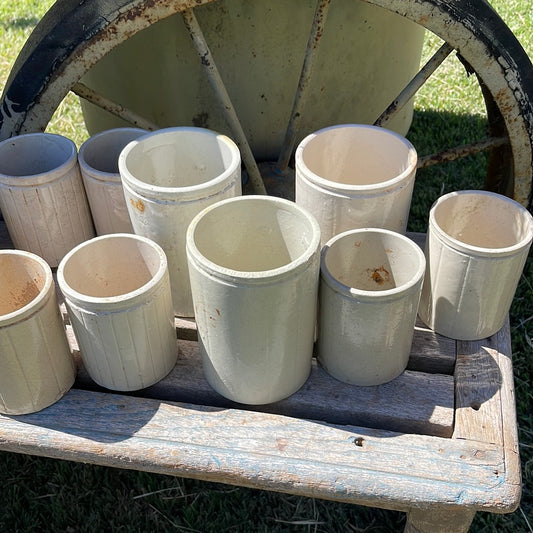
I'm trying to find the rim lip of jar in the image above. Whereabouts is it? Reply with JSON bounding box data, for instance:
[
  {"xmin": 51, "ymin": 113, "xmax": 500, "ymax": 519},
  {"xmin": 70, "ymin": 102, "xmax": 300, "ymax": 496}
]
[
  {"xmin": 0, "ymin": 133, "xmax": 77, "ymax": 186},
  {"xmin": 320, "ymin": 227, "xmax": 426, "ymax": 301},
  {"xmin": 186, "ymin": 195, "xmax": 321, "ymax": 284},
  {"xmin": 118, "ymin": 127, "xmax": 241, "ymax": 201},
  {"xmin": 296, "ymin": 124, "xmax": 418, "ymax": 194},
  {"xmin": 429, "ymin": 190, "xmax": 533, "ymax": 257},
  {"xmin": 78, "ymin": 127, "xmax": 147, "ymax": 183},
  {"xmin": 57, "ymin": 233, "xmax": 168, "ymax": 308},
  {"xmin": 0, "ymin": 249, "xmax": 54, "ymax": 326}
]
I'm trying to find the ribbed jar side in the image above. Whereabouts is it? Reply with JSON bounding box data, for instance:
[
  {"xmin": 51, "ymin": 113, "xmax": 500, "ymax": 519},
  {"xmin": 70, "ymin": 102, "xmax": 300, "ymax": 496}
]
[
  {"xmin": 0, "ymin": 133, "xmax": 95, "ymax": 266},
  {"xmin": 0, "ymin": 250, "xmax": 74, "ymax": 414},
  {"xmin": 57, "ymin": 234, "xmax": 177, "ymax": 391},
  {"xmin": 295, "ymin": 124, "xmax": 417, "ymax": 245},
  {"xmin": 79, "ymin": 127, "xmax": 146, "ymax": 234},
  {"xmin": 419, "ymin": 191, "xmax": 533, "ymax": 340}
]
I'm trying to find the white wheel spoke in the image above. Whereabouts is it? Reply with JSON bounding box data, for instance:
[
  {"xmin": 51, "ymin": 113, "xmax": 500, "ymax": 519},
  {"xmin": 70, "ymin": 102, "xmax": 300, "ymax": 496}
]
[
  {"xmin": 374, "ymin": 42, "xmax": 454, "ymax": 127},
  {"xmin": 276, "ymin": 0, "xmax": 333, "ymax": 174},
  {"xmin": 181, "ymin": 8, "xmax": 266, "ymax": 195}
]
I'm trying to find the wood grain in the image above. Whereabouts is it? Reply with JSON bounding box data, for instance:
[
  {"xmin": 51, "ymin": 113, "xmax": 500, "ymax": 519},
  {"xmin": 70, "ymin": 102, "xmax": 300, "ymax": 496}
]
[
  {"xmin": 71, "ymin": 335, "xmax": 455, "ymax": 437},
  {"xmin": 0, "ymin": 389, "xmax": 513, "ymax": 513},
  {"xmin": 454, "ymin": 318, "xmax": 521, "ymax": 510}
]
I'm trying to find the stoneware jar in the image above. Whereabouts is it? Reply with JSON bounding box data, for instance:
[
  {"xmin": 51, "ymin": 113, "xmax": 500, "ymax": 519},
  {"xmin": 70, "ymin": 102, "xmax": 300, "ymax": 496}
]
[
  {"xmin": 418, "ymin": 190, "xmax": 533, "ymax": 340},
  {"xmin": 186, "ymin": 195, "xmax": 321, "ymax": 404},
  {"xmin": 295, "ymin": 124, "xmax": 417, "ymax": 246},
  {"xmin": 317, "ymin": 228, "xmax": 425, "ymax": 386},
  {"xmin": 57, "ymin": 233, "xmax": 177, "ymax": 391},
  {"xmin": 119, "ymin": 127, "xmax": 242, "ymax": 317},
  {"xmin": 78, "ymin": 127, "xmax": 146, "ymax": 234},
  {"xmin": 0, "ymin": 250, "xmax": 75, "ymax": 414},
  {"xmin": 0, "ymin": 132, "xmax": 95, "ymax": 266}
]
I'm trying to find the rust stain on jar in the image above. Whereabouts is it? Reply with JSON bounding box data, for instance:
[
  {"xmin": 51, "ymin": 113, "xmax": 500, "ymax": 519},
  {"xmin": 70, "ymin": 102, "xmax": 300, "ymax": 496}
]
[
  {"xmin": 130, "ymin": 198, "xmax": 145, "ymax": 213},
  {"xmin": 369, "ymin": 266, "xmax": 390, "ymax": 285}
]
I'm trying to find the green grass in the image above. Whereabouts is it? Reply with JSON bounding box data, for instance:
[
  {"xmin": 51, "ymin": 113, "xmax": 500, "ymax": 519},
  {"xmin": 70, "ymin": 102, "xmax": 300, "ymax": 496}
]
[{"xmin": 0, "ymin": 0, "xmax": 532, "ymax": 531}]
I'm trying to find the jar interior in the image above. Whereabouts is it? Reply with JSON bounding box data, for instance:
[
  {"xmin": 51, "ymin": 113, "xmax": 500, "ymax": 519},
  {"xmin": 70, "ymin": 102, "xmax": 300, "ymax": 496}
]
[
  {"xmin": 193, "ymin": 200, "xmax": 315, "ymax": 272},
  {"xmin": 0, "ymin": 135, "xmax": 72, "ymax": 176},
  {"xmin": 434, "ymin": 193, "xmax": 532, "ymax": 249},
  {"xmin": 83, "ymin": 130, "xmax": 145, "ymax": 174},
  {"xmin": 62, "ymin": 237, "xmax": 161, "ymax": 298},
  {"xmin": 302, "ymin": 127, "xmax": 414, "ymax": 186},
  {"xmin": 0, "ymin": 255, "xmax": 46, "ymax": 315},
  {"xmin": 124, "ymin": 131, "xmax": 236, "ymax": 188},
  {"xmin": 324, "ymin": 232, "xmax": 421, "ymax": 292}
]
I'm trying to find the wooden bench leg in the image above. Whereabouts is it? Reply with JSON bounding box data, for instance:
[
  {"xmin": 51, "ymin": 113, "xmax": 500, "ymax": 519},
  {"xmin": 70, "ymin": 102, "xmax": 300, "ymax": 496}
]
[{"xmin": 404, "ymin": 508, "xmax": 475, "ymax": 533}]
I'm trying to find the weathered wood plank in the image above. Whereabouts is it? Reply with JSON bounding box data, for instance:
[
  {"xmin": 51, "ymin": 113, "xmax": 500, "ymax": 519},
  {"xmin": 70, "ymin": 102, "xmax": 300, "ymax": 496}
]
[
  {"xmin": 0, "ymin": 220, "xmax": 11, "ymax": 248},
  {"xmin": 0, "ymin": 389, "xmax": 512, "ymax": 513},
  {"xmin": 70, "ymin": 334, "xmax": 454, "ymax": 437},
  {"xmin": 408, "ymin": 321, "xmax": 456, "ymax": 375},
  {"xmin": 454, "ymin": 333, "xmax": 504, "ymax": 444},
  {"xmin": 454, "ymin": 318, "xmax": 521, "ymax": 511}
]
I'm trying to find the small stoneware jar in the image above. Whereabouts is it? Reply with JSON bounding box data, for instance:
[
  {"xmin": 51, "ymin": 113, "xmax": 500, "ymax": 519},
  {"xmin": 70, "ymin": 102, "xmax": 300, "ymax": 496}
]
[
  {"xmin": 57, "ymin": 233, "xmax": 178, "ymax": 391},
  {"xmin": 78, "ymin": 127, "xmax": 146, "ymax": 234},
  {"xmin": 0, "ymin": 250, "xmax": 75, "ymax": 414},
  {"xmin": 317, "ymin": 228, "xmax": 425, "ymax": 386},
  {"xmin": 295, "ymin": 124, "xmax": 417, "ymax": 246},
  {"xmin": 418, "ymin": 190, "xmax": 533, "ymax": 340},
  {"xmin": 0, "ymin": 132, "xmax": 95, "ymax": 266},
  {"xmin": 119, "ymin": 127, "xmax": 242, "ymax": 317},
  {"xmin": 187, "ymin": 196, "xmax": 321, "ymax": 404}
]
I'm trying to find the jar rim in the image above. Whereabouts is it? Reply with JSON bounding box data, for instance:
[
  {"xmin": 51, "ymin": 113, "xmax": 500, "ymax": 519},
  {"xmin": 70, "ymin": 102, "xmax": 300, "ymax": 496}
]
[
  {"xmin": 429, "ymin": 190, "xmax": 533, "ymax": 257},
  {"xmin": 0, "ymin": 133, "xmax": 77, "ymax": 186},
  {"xmin": 295, "ymin": 124, "xmax": 417, "ymax": 194},
  {"xmin": 186, "ymin": 195, "xmax": 321, "ymax": 283},
  {"xmin": 0, "ymin": 250, "xmax": 53, "ymax": 326},
  {"xmin": 320, "ymin": 228, "xmax": 426, "ymax": 300},
  {"xmin": 57, "ymin": 233, "xmax": 168, "ymax": 308},
  {"xmin": 118, "ymin": 127, "xmax": 241, "ymax": 201}
]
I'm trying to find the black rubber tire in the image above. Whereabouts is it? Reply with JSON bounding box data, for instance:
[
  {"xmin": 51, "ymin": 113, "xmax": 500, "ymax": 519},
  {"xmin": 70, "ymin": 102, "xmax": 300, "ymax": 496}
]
[{"xmin": 1, "ymin": 0, "xmax": 532, "ymax": 207}]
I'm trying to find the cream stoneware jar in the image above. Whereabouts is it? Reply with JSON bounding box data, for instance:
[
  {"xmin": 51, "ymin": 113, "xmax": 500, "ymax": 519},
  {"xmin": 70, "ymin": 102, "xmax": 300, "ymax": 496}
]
[
  {"xmin": 317, "ymin": 228, "xmax": 425, "ymax": 386},
  {"xmin": 295, "ymin": 124, "xmax": 417, "ymax": 246},
  {"xmin": 418, "ymin": 190, "xmax": 533, "ymax": 340},
  {"xmin": 0, "ymin": 250, "xmax": 75, "ymax": 414},
  {"xmin": 0, "ymin": 133, "xmax": 95, "ymax": 266},
  {"xmin": 78, "ymin": 127, "xmax": 147, "ymax": 234},
  {"xmin": 57, "ymin": 233, "xmax": 177, "ymax": 391},
  {"xmin": 186, "ymin": 196, "xmax": 321, "ymax": 405},
  {"xmin": 119, "ymin": 127, "xmax": 242, "ymax": 317}
]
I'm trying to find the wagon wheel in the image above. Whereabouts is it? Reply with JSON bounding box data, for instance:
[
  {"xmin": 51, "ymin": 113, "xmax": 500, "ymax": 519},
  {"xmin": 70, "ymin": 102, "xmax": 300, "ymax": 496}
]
[{"xmin": 1, "ymin": 0, "xmax": 532, "ymax": 209}]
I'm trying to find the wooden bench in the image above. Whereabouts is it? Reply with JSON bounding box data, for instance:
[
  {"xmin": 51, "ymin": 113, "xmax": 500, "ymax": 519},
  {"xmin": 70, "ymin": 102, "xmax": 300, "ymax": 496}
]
[{"xmin": 0, "ymin": 224, "xmax": 521, "ymax": 532}]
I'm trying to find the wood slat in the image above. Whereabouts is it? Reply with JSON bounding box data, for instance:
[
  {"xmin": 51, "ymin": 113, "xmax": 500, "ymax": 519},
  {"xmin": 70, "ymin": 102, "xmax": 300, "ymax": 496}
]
[
  {"xmin": 453, "ymin": 318, "xmax": 521, "ymax": 510},
  {"xmin": 0, "ymin": 221, "xmax": 10, "ymax": 247},
  {"xmin": 0, "ymin": 389, "xmax": 514, "ymax": 513},
  {"xmin": 172, "ymin": 316, "xmax": 457, "ymax": 376},
  {"xmin": 69, "ymin": 332, "xmax": 455, "ymax": 437}
]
